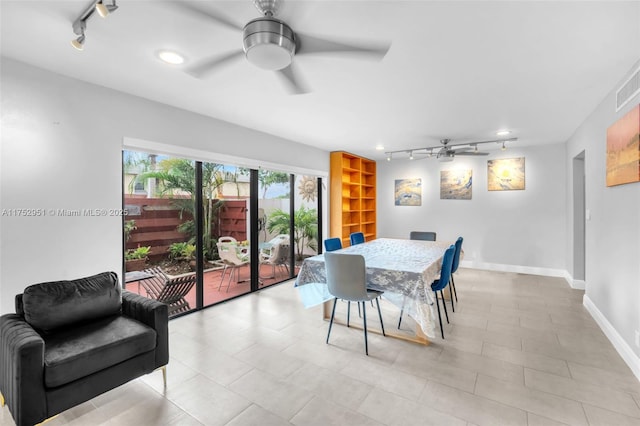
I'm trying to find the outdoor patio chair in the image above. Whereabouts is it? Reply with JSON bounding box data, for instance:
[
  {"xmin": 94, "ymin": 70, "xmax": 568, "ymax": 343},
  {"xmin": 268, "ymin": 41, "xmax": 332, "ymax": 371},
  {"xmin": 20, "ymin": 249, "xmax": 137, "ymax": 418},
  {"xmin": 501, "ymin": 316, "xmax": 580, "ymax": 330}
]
[
  {"xmin": 260, "ymin": 240, "xmax": 290, "ymax": 279},
  {"xmin": 139, "ymin": 267, "xmax": 196, "ymax": 317},
  {"xmin": 217, "ymin": 240, "xmax": 250, "ymax": 291}
]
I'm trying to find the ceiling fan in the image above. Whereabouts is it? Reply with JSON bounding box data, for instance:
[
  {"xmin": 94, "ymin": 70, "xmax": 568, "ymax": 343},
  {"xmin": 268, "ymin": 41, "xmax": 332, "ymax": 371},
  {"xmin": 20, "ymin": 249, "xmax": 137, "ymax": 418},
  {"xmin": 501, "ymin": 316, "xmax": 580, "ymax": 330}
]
[
  {"xmin": 178, "ymin": 0, "xmax": 391, "ymax": 94},
  {"xmin": 386, "ymin": 138, "xmax": 518, "ymax": 162}
]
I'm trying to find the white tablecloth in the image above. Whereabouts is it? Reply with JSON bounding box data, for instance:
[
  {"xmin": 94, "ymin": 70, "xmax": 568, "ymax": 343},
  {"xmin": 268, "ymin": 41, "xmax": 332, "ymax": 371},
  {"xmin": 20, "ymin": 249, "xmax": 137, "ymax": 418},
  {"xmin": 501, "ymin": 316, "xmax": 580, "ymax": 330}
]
[{"xmin": 295, "ymin": 238, "xmax": 455, "ymax": 339}]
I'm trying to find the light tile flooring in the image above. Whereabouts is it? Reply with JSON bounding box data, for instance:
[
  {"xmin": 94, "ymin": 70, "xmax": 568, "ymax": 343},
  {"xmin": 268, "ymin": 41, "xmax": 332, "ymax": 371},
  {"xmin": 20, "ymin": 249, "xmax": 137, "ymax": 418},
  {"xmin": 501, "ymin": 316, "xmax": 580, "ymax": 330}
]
[{"xmin": 2, "ymin": 269, "xmax": 640, "ymax": 426}]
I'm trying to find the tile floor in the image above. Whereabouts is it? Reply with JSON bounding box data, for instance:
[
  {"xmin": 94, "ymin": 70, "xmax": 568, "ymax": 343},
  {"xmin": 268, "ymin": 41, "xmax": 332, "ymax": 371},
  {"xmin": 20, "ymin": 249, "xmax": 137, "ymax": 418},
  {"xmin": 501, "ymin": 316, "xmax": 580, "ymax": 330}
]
[{"xmin": 2, "ymin": 269, "xmax": 639, "ymax": 426}]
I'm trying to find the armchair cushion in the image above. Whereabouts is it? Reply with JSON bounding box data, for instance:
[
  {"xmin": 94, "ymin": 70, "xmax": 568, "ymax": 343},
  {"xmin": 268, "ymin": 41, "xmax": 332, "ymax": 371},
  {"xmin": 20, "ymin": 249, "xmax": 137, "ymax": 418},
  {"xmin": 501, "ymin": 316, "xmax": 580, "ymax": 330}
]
[
  {"xmin": 43, "ymin": 315, "xmax": 157, "ymax": 388},
  {"xmin": 21, "ymin": 271, "xmax": 121, "ymax": 333}
]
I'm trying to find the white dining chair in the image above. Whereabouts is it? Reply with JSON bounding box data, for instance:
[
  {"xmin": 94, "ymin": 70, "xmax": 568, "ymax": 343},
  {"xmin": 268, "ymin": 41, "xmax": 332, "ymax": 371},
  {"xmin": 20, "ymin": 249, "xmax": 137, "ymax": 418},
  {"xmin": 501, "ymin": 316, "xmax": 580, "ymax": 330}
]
[{"xmin": 324, "ymin": 252, "xmax": 385, "ymax": 355}]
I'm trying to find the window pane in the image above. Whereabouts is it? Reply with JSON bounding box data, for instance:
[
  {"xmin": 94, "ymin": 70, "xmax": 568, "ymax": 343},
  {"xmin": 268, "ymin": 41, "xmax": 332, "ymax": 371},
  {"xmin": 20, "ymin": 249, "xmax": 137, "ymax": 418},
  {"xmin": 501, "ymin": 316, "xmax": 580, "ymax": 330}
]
[
  {"xmin": 204, "ymin": 163, "xmax": 251, "ymax": 306},
  {"xmin": 123, "ymin": 151, "xmax": 197, "ymax": 317},
  {"xmin": 258, "ymin": 169, "xmax": 292, "ymax": 287}
]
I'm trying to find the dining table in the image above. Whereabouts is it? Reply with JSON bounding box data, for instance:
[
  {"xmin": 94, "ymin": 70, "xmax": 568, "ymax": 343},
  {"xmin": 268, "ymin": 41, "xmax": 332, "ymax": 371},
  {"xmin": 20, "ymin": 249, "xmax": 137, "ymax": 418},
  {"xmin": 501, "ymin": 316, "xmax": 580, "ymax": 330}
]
[{"xmin": 294, "ymin": 237, "xmax": 456, "ymax": 344}]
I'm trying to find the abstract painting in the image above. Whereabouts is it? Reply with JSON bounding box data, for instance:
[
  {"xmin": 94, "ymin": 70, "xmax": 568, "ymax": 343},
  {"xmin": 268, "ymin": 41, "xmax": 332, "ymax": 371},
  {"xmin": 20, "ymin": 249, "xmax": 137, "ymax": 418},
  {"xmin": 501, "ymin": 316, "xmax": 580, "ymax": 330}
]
[
  {"xmin": 606, "ymin": 104, "xmax": 640, "ymax": 187},
  {"xmin": 487, "ymin": 157, "xmax": 525, "ymax": 191},
  {"xmin": 395, "ymin": 178, "xmax": 421, "ymax": 206},
  {"xmin": 440, "ymin": 169, "xmax": 472, "ymax": 200}
]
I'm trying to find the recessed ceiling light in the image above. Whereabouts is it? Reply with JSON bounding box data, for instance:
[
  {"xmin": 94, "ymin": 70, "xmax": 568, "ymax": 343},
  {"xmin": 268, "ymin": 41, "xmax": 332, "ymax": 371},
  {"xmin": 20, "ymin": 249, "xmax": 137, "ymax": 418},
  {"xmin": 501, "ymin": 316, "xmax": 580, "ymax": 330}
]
[
  {"xmin": 157, "ymin": 50, "xmax": 185, "ymax": 65},
  {"xmin": 375, "ymin": 144, "xmax": 385, "ymax": 151},
  {"xmin": 496, "ymin": 129, "xmax": 511, "ymax": 136}
]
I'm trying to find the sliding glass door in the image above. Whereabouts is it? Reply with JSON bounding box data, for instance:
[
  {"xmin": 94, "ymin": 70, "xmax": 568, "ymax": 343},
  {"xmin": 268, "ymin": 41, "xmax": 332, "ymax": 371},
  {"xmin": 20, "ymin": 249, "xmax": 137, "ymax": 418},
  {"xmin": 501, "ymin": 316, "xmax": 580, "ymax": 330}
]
[{"xmin": 122, "ymin": 149, "xmax": 322, "ymax": 316}]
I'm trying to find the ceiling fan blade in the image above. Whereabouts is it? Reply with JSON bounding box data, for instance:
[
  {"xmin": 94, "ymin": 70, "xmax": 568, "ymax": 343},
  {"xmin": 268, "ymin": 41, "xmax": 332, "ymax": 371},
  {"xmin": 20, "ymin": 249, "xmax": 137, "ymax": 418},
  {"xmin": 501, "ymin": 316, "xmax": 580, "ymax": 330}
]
[
  {"xmin": 177, "ymin": 1, "xmax": 244, "ymax": 32},
  {"xmin": 275, "ymin": 63, "xmax": 310, "ymax": 95},
  {"xmin": 186, "ymin": 50, "xmax": 245, "ymax": 79},
  {"xmin": 296, "ymin": 32, "xmax": 391, "ymax": 59},
  {"xmin": 452, "ymin": 147, "xmax": 473, "ymax": 152},
  {"xmin": 454, "ymin": 151, "xmax": 490, "ymax": 156}
]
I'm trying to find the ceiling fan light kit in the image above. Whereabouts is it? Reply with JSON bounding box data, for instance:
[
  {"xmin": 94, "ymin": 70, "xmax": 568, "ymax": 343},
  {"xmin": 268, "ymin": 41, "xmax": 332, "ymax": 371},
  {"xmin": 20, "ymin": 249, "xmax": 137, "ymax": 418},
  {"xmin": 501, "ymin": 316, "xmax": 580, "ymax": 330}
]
[{"xmin": 243, "ymin": 17, "xmax": 295, "ymax": 70}]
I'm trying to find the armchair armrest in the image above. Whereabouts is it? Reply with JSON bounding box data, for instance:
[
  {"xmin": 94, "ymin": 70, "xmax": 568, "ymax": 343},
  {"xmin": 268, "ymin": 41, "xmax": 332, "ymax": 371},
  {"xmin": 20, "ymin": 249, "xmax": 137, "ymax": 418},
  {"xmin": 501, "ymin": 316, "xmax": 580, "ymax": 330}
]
[
  {"xmin": 121, "ymin": 291, "xmax": 169, "ymax": 368},
  {"xmin": 0, "ymin": 314, "xmax": 47, "ymax": 426}
]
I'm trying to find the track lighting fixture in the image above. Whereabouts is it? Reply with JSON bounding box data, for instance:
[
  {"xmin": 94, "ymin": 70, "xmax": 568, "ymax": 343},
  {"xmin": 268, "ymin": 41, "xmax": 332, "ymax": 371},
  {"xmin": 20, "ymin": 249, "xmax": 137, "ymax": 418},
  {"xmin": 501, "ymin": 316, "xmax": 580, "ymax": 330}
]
[
  {"xmin": 70, "ymin": 0, "xmax": 118, "ymax": 50},
  {"xmin": 384, "ymin": 138, "xmax": 517, "ymax": 162}
]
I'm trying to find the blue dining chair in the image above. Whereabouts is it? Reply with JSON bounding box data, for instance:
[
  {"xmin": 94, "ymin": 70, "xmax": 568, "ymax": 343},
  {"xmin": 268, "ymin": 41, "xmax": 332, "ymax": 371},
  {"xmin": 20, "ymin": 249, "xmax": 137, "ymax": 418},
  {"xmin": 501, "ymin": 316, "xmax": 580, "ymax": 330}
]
[
  {"xmin": 324, "ymin": 252, "xmax": 385, "ymax": 355},
  {"xmin": 449, "ymin": 237, "xmax": 463, "ymax": 302},
  {"xmin": 409, "ymin": 231, "xmax": 436, "ymax": 241},
  {"xmin": 432, "ymin": 245, "xmax": 455, "ymax": 339},
  {"xmin": 324, "ymin": 237, "xmax": 343, "ymax": 252},
  {"xmin": 397, "ymin": 244, "xmax": 455, "ymax": 336},
  {"xmin": 350, "ymin": 232, "xmax": 365, "ymax": 245}
]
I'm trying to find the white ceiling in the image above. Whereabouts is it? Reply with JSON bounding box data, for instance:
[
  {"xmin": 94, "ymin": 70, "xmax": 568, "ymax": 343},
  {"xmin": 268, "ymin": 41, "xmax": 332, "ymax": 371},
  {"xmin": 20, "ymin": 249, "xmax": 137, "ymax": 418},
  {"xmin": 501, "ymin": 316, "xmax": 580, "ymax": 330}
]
[{"xmin": 1, "ymin": 1, "xmax": 639, "ymax": 160}]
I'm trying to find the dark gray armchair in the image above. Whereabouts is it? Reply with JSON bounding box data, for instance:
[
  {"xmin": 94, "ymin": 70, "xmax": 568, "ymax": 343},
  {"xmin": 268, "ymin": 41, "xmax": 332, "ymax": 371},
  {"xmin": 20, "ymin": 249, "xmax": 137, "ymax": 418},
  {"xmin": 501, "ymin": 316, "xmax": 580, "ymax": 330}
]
[{"xmin": 0, "ymin": 271, "xmax": 169, "ymax": 426}]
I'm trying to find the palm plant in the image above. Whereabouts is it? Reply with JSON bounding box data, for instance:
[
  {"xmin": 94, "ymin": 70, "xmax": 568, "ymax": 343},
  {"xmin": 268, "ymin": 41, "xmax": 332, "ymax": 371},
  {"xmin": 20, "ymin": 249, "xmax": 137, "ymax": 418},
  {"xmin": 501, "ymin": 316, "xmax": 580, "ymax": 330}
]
[
  {"xmin": 134, "ymin": 159, "xmax": 226, "ymax": 259},
  {"xmin": 267, "ymin": 206, "xmax": 318, "ymax": 260}
]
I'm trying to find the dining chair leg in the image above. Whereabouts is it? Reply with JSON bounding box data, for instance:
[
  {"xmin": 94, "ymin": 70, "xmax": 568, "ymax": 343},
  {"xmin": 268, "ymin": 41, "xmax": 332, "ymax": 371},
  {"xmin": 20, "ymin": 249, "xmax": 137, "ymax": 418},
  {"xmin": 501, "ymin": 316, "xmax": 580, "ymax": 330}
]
[
  {"xmin": 375, "ymin": 297, "xmax": 385, "ymax": 336},
  {"xmin": 449, "ymin": 285, "xmax": 455, "ymax": 312},
  {"xmin": 434, "ymin": 290, "xmax": 445, "ymax": 339},
  {"xmin": 451, "ymin": 276, "xmax": 458, "ymax": 302},
  {"xmin": 362, "ymin": 301, "xmax": 369, "ymax": 356},
  {"xmin": 440, "ymin": 290, "xmax": 449, "ymax": 323},
  {"xmin": 347, "ymin": 301, "xmax": 351, "ymax": 327},
  {"xmin": 397, "ymin": 295, "xmax": 406, "ymax": 329},
  {"xmin": 358, "ymin": 303, "xmax": 362, "ymax": 318},
  {"xmin": 326, "ymin": 298, "xmax": 338, "ymax": 344}
]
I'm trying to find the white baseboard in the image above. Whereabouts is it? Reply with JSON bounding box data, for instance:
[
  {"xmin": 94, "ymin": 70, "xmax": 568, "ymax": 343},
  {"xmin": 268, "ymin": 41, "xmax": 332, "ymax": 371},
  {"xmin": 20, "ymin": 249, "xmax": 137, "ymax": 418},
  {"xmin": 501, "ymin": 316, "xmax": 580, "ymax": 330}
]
[
  {"xmin": 460, "ymin": 260, "xmax": 568, "ymax": 278},
  {"xmin": 583, "ymin": 294, "xmax": 640, "ymax": 383},
  {"xmin": 570, "ymin": 279, "xmax": 586, "ymax": 290}
]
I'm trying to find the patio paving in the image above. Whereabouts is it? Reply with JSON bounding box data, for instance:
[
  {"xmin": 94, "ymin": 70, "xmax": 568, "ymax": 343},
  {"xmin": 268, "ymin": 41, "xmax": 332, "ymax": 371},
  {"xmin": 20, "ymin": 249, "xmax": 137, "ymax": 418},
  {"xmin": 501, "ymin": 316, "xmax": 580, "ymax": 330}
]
[{"xmin": 125, "ymin": 263, "xmax": 299, "ymax": 315}]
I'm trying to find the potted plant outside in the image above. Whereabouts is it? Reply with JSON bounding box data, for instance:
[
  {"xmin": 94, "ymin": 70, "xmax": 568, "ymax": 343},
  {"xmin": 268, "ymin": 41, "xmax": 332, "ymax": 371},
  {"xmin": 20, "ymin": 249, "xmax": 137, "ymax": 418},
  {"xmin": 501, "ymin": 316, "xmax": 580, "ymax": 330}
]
[{"xmin": 125, "ymin": 246, "xmax": 151, "ymax": 272}]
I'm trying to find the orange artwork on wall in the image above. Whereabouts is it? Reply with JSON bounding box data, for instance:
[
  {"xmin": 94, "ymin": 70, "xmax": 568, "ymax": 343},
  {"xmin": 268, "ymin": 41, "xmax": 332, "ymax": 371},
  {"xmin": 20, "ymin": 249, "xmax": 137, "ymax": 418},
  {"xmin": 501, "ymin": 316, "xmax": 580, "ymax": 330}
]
[{"xmin": 606, "ymin": 104, "xmax": 640, "ymax": 187}]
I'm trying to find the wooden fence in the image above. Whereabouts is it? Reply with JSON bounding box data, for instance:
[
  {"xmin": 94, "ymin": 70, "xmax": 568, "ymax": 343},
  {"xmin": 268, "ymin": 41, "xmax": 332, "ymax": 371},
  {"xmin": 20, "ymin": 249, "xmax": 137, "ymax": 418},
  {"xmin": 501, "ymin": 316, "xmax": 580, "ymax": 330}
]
[{"xmin": 124, "ymin": 196, "xmax": 248, "ymax": 261}]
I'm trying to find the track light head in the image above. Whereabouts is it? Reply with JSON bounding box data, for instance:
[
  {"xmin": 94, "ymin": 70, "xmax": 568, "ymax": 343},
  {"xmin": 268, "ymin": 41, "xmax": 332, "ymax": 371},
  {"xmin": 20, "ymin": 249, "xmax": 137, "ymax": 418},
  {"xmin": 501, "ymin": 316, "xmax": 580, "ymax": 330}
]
[
  {"xmin": 96, "ymin": 0, "xmax": 118, "ymax": 18},
  {"xmin": 408, "ymin": 151, "xmax": 414, "ymax": 160},
  {"xmin": 71, "ymin": 34, "xmax": 86, "ymax": 50},
  {"xmin": 71, "ymin": 19, "xmax": 86, "ymax": 50},
  {"xmin": 501, "ymin": 142, "xmax": 507, "ymax": 151},
  {"xmin": 386, "ymin": 153, "xmax": 392, "ymax": 162}
]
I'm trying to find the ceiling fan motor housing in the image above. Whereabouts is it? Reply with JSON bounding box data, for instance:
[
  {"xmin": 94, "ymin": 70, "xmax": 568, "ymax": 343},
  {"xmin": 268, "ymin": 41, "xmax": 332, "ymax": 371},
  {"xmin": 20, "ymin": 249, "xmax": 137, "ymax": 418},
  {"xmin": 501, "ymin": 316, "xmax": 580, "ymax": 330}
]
[{"xmin": 243, "ymin": 17, "xmax": 296, "ymax": 70}]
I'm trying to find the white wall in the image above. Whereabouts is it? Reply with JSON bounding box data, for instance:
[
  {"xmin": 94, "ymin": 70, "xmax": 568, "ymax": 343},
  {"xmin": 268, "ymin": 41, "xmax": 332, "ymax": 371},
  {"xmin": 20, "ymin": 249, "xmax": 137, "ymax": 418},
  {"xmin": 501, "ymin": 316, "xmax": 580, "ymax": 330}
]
[
  {"xmin": 377, "ymin": 143, "xmax": 567, "ymax": 274},
  {"xmin": 0, "ymin": 59, "xmax": 329, "ymax": 314},
  {"xmin": 565, "ymin": 59, "xmax": 640, "ymax": 368}
]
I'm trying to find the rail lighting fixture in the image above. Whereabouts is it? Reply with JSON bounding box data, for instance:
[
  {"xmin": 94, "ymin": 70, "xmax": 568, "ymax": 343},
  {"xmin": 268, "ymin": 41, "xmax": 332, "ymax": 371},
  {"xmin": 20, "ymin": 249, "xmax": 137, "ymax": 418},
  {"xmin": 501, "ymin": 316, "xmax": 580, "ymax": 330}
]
[
  {"xmin": 384, "ymin": 137, "xmax": 517, "ymax": 162},
  {"xmin": 71, "ymin": 0, "xmax": 118, "ymax": 50}
]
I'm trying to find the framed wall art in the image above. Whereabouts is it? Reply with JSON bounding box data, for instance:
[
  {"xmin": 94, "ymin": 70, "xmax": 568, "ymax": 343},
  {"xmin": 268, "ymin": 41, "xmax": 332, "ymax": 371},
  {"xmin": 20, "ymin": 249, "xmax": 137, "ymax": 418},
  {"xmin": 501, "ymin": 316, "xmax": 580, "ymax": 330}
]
[
  {"xmin": 606, "ymin": 104, "xmax": 640, "ymax": 187},
  {"xmin": 487, "ymin": 157, "xmax": 525, "ymax": 191},
  {"xmin": 440, "ymin": 169, "xmax": 472, "ymax": 200},
  {"xmin": 395, "ymin": 178, "xmax": 421, "ymax": 206}
]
